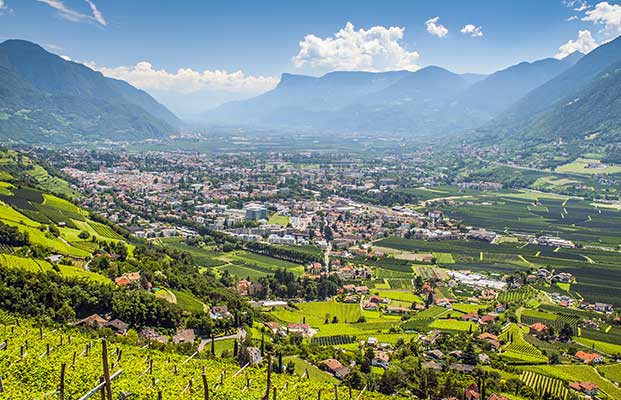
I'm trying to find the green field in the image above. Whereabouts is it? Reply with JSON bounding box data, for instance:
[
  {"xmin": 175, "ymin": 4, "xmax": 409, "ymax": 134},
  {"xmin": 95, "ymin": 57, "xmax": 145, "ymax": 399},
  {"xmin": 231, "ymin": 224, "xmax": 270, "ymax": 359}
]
[
  {"xmin": 268, "ymin": 213, "xmax": 290, "ymax": 226},
  {"xmin": 555, "ymin": 158, "xmax": 621, "ymax": 175},
  {"xmin": 522, "ymin": 365, "xmax": 621, "ymax": 399},
  {"xmin": 215, "ymin": 250, "xmax": 305, "ymax": 278}
]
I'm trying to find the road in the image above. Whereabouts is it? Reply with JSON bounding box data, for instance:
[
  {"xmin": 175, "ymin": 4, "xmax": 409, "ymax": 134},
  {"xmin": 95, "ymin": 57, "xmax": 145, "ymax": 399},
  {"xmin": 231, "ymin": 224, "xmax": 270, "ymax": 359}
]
[{"xmin": 197, "ymin": 328, "xmax": 246, "ymax": 352}]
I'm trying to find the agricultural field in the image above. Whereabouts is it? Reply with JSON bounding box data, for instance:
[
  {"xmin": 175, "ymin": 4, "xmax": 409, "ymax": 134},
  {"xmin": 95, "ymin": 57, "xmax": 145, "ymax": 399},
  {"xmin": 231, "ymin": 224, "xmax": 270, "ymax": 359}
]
[
  {"xmin": 0, "ymin": 253, "xmax": 110, "ymax": 284},
  {"xmin": 282, "ymin": 356, "xmax": 338, "ymax": 384},
  {"xmin": 427, "ymin": 319, "xmax": 477, "ymax": 332},
  {"xmin": 520, "ymin": 371, "xmax": 570, "ymax": 400},
  {"xmin": 159, "ymin": 237, "xmax": 227, "ymax": 268},
  {"xmin": 215, "ymin": 250, "xmax": 305, "ymax": 278},
  {"xmin": 499, "ymin": 324, "xmax": 548, "ymax": 364},
  {"xmin": 555, "ymin": 158, "xmax": 621, "ymax": 175},
  {"xmin": 0, "ymin": 315, "xmax": 388, "ymax": 400},
  {"xmin": 522, "ymin": 364, "xmax": 621, "ymax": 399}
]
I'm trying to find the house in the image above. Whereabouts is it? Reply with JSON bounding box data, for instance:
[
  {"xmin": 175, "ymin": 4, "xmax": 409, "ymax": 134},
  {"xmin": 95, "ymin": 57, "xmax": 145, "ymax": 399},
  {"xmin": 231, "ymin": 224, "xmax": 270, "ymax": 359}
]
[
  {"xmin": 354, "ymin": 286, "xmax": 369, "ymax": 295},
  {"xmin": 487, "ymin": 395, "xmax": 510, "ymax": 400},
  {"xmin": 321, "ymin": 358, "xmax": 344, "ymax": 374},
  {"xmin": 575, "ymin": 351, "xmax": 603, "ymax": 364},
  {"xmin": 477, "ymin": 333, "xmax": 500, "ymax": 349},
  {"xmin": 114, "ymin": 272, "xmax": 141, "ymax": 287},
  {"xmin": 479, "ymin": 315, "xmax": 496, "ymax": 325},
  {"xmin": 421, "ymin": 361, "xmax": 442, "ymax": 371},
  {"xmin": 210, "ymin": 305, "xmax": 231, "ymax": 319},
  {"xmin": 334, "ymin": 366, "xmax": 351, "ymax": 379},
  {"xmin": 452, "ymin": 363, "xmax": 476, "ymax": 373},
  {"xmin": 461, "ymin": 313, "xmax": 479, "ymax": 322},
  {"xmin": 372, "ymin": 351, "xmax": 390, "ymax": 369},
  {"xmin": 74, "ymin": 314, "xmax": 108, "ymax": 329},
  {"xmin": 569, "ymin": 381, "xmax": 599, "ymax": 396},
  {"xmin": 246, "ymin": 346, "xmax": 263, "ymax": 365},
  {"xmin": 287, "ymin": 323, "xmax": 311, "ymax": 336},
  {"xmin": 368, "ymin": 295, "xmax": 387, "ymax": 304},
  {"xmin": 464, "ymin": 383, "xmax": 480, "ymax": 400},
  {"xmin": 385, "ymin": 306, "xmax": 410, "ymax": 315},
  {"xmin": 173, "ymin": 328, "xmax": 195, "ymax": 345},
  {"xmin": 363, "ymin": 302, "xmax": 378, "ymax": 311},
  {"xmin": 428, "ymin": 349, "xmax": 444, "ymax": 360},
  {"xmin": 264, "ymin": 321, "xmax": 280, "ymax": 335},
  {"xmin": 139, "ymin": 328, "xmax": 168, "ymax": 344},
  {"xmin": 105, "ymin": 319, "xmax": 129, "ymax": 335},
  {"xmin": 529, "ymin": 322, "xmax": 547, "ymax": 334}
]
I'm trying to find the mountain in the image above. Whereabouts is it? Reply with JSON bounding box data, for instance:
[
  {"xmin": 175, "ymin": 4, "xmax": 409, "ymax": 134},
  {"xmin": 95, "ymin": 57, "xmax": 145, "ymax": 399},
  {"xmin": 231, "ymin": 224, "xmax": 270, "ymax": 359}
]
[
  {"xmin": 519, "ymin": 60, "xmax": 621, "ymax": 141},
  {"xmin": 0, "ymin": 40, "xmax": 181, "ymax": 143},
  {"xmin": 489, "ymin": 36, "xmax": 621, "ymax": 135},
  {"xmin": 205, "ymin": 54, "xmax": 583, "ymax": 135},
  {"xmin": 453, "ymin": 53, "xmax": 581, "ymax": 117},
  {"xmin": 207, "ymin": 70, "xmax": 412, "ymax": 125}
]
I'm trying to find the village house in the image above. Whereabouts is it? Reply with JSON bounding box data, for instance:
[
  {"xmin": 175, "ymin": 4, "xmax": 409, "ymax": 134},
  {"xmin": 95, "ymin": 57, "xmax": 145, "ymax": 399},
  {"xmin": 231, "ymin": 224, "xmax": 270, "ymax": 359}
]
[
  {"xmin": 372, "ymin": 351, "xmax": 390, "ymax": 369},
  {"xmin": 569, "ymin": 381, "xmax": 599, "ymax": 396},
  {"xmin": 114, "ymin": 271, "xmax": 142, "ymax": 287},
  {"xmin": 74, "ymin": 314, "xmax": 108, "ymax": 329},
  {"xmin": 173, "ymin": 328, "xmax": 196, "ymax": 345},
  {"xmin": 210, "ymin": 305, "xmax": 231, "ymax": 319},
  {"xmin": 575, "ymin": 351, "xmax": 603, "ymax": 364},
  {"xmin": 105, "ymin": 319, "xmax": 129, "ymax": 335}
]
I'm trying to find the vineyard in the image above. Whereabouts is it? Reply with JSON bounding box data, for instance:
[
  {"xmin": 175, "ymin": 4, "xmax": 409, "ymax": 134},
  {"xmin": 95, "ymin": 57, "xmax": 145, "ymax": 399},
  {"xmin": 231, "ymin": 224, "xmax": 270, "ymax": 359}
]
[
  {"xmin": 498, "ymin": 287, "xmax": 536, "ymax": 304},
  {"xmin": 521, "ymin": 310, "xmax": 579, "ymax": 335},
  {"xmin": 520, "ymin": 371, "xmax": 570, "ymax": 400},
  {"xmin": 0, "ymin": 314, "xmax": 393, "ymax": 400},
  {"xmin": 499, "ymin": 324, "xmax": 548, "ymax": 364},
  {"xmin": 311, "ymin": 335, "xmax": 356, "ymax": 346}
]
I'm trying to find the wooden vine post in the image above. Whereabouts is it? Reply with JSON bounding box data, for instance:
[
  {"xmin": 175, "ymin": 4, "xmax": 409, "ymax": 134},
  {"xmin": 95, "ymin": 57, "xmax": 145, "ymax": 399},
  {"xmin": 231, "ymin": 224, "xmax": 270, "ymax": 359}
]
[
  {"xmin": 101, "ymin": 338, "xmax": 113, "ymax": 400},
  {"xmin": 262, "ymin": 353, "xmax": 272, "ymax": 400},
  {"xmin": 202, "ymin": 373, "xmax": 209, "ymax": 400},
  {"xmin": 59, "ymin": 363, "xmax": 66, "ymax": 400}
]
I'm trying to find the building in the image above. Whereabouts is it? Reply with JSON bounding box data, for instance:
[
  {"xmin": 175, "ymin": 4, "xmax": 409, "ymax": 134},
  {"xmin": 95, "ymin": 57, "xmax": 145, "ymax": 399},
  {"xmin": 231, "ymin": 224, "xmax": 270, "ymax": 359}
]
[
  {"xmin": 114, "ymin": 271, "xmax": 141, "ymax": 287},
  {"xmin": 173, "ymin": 328, "xmax": 196, "ymax": 345},
  {"xmin": 105, "ymin": 319, "xmax": 129, "ymax": 335},
  {"xmin": 569, "ymin": 381, "xmax": 599, "ymax": 396},
  {"xmin": 246, "ymin": 347, "xmax": 263, "ymax": 365},
  {"xmin": 244, "ymin": 205, "xmax": 268, "ymax": 220},
  {"xmin": 575, "ymin": 351, "xmax": 603, "ymax": 364},
  {"xmin": 74, "ymin": 314, "xmax": 108, "ymax": 329}
]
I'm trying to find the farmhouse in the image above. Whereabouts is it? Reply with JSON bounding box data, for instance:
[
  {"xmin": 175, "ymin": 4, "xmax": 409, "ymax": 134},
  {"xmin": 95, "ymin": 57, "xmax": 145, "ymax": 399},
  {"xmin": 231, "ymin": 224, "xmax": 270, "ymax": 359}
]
[
  {"xmin": 569, "ymin": 381, "xmax": 599, "ymax": 396},
  {"xmin": 173, "ymin": 328, "xmax": 195, "ymax": 345},
  {"xmin": 114, "ymin": 271, "xmax": 141, "ymax": 286},
  {"xmin": 575, "ymin": 351, "xmax": 603, "ymax": 364},
  {"xmin": 74, "ymin": 314, "xmax": 108, "ymax": 329},
  {"xmin": 529, "ymin": 322, "xmax": 547, "ymax": 334}
]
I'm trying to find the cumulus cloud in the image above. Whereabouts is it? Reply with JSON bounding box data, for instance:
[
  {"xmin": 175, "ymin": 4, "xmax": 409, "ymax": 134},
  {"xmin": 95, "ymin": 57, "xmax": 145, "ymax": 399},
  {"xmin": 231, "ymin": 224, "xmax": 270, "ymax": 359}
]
[
  {"xmin": 291, "ymin": 22, "xmax": 420, "ymax": 72},
  {"xmin": 425, "ymin": 17, "xmax": 449, "ymax": 38},
  {"xmin": 85, "ymin": 61, "xmax": 278, "ymax": 94},
  {"xmin": 37, "ymin": 0, "xmax": 106, "ymax": 26},
  {"xmin": 555, "ymin": 29, "xmax": 598, "ymax": 58},
  {"xmin": 583, "ymin": 1, "xmax": 621, "ymax": 37},
  {"xmin": 460, "ymin": 24, "xmax": 484, "ymax": 37}
]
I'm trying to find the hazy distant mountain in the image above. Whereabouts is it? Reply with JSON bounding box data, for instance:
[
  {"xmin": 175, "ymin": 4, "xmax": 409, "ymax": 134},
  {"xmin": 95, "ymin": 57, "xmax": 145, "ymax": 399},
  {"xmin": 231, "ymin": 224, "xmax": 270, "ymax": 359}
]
[
  {"xmin": 0, "ymin": 40, "xmax": 181, "ymax": 143},
  {"xmin": 207, "ymin": 70, "xmax": 411, "ymax": 124},
  {"xmin": 489, "ymin": 36, "xmax": 621, "ymax": 136},
  {"xmin": 453, "ymin": 53, "xmax": 581, "ymax": 117},
  {"xmin": 205, "ymin": 54, "xmax": 584, "ymax": 135}
]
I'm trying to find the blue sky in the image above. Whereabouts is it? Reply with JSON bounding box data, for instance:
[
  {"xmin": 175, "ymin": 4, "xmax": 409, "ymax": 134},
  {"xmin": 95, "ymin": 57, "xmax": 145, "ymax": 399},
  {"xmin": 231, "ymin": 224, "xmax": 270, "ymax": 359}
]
[{"xmin": 1, "ymin": 0, "xmax": 620, "ymax": 115}]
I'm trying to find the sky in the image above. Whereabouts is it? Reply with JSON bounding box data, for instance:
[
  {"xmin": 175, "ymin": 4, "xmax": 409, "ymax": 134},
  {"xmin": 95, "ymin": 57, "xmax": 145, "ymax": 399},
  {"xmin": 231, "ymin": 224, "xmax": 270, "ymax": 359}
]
[{"xmin": 1, "ymin": 0, "xmax": 620, "ymax": 116}]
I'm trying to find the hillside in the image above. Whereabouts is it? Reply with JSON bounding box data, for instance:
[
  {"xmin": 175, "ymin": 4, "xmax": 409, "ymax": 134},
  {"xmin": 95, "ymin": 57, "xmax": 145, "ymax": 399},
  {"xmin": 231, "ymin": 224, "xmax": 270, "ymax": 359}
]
[
  {"xmin": 523, "ymin": 60, "xmax": 621, "ymax": 141},
  {"xmin": 0, "ymin": 40, "xmax": 181, "ymax": 143},
  {"xmin": 487, "ymin": 35, "xmax": 621, "ymax": 138}
]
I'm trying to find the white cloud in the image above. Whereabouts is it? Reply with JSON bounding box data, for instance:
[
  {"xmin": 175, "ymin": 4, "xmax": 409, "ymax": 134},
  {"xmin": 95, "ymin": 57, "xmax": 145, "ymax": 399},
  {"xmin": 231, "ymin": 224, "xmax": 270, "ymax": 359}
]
[
  {"xmin": 583, "ymin": 1, "xmax": 621, "ymax": 37},
  {"xmin": 291, "ymin": 22, "xmax": 420, "ymax": 72},
  {"xmin": 85, "ymin": 61, "xmax": 278, "ymax": 94},
  {"xmin": 37, "ymin": 0, "xmax": 106, "ymax": 26},
  {"xmin": 85, "ymin": 0, "xmax": 106, "ymax": 26},
  {"xmin": 567, "ymin": 15, "xmax": 579, "ymax": 21},
  {"xmin": 563, "ymin": 0, "xmax": 590, "ymax": 11},
  {"xmin": 425, "ymin": 17, "xmax": 448, "ymax": 38},
  {"xmin": 555, "ymin": 29, "xmax": 598, "ymax": 58},
  {"xmin": 460, "ymin": 24, "xmax": 484, "ymax": 38},
  {"xmin": 0, "ymin": 0, "xmax": 11, "ymax": 15}
]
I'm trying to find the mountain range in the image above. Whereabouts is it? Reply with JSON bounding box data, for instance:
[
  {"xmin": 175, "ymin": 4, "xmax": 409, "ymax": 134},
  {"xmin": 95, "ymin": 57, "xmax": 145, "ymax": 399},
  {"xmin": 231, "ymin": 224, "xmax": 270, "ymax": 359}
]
[
  {"xmin": 1, "ymin": 36, "xmax": 621, "ymax": 144},
  {"xmin": 205, "ymin": 49, "xmax": 587, "ymax": 136},
  {"xmin": 0, "ymin": 40, "xmax": 181, "ymax": 143}
]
